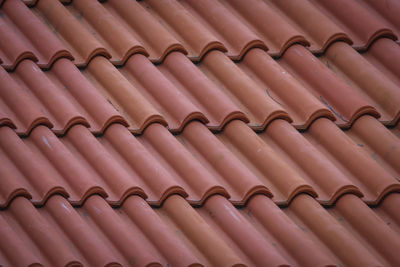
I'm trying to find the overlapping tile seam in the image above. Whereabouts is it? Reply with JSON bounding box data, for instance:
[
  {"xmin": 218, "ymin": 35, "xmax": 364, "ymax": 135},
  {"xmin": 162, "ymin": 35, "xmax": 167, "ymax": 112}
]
[
  {"xmin": 1, "ymin": 38, "xmax": 399, "ymax": 137},
  {"xmin": 1, "ymin": 113, "xmax": 399, "ymax": 209},
  {"xmin": 1, "ymin": 0, "xmax": 400, "ymax": 134},
  {"xmin": 1, "ymin": 0, "xmax": 399, "ymax": 68},
  {"xmin": 1, "ymin": 192, "xmax": 400, "ymax": 266}
]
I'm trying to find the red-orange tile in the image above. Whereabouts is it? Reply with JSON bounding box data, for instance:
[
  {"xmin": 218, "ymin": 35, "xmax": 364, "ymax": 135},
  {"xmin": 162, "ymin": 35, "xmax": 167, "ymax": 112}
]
[
  {"xmin": 33, "ymin": 0, "xmax": 186, "ymax": 66},
  {"xmin": 0, "ymin": 0, "xmax": 72, "ymax": 70},
  {"xmin": 346, "ymin": 115, "xmax": 400, "ymax": 180},
  {"xmin": 278, "ymin": 44, "xmax": 380, "ymax": 127},
  {"xmin": 83, "ymin": 53, "xmax": 248, "ymax": 133},
  {"xmin": 302, "ymin": 117, "xmax": 400, "ymax": 204},
  {"xmin": 139, "ymin": 0, "xmax": 226, "ymax": 61},
  {"xmin": 238, "ymin": 48, "xmax": 334, "ymax": 129},
  {"xmin": 309, "ymin": 0, "xmax": 397, "ymax": 50},
  {"xmin": 264, "ymin": 0, "xmax": 352, "ymax": 54},
  {"xmin": 199, "ymin": 50, "xmax": 291, "ymax": 130},
  {"xmin": 1, "ymin": 58, "xmax": 126, "ymax": 135},
  {"xmin": 320, "ymin": 42, "xmax": 400, "ymax": 126},
  {"xmin": 286, "ymin": 193, "xmax": 400, "ymax": 266}
]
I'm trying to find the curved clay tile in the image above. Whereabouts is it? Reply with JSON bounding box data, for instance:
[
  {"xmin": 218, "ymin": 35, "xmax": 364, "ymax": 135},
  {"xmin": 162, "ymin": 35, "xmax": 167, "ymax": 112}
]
[
  {"xmin": 0, "ymin": 126, "xmax": 69, "ymax": 208},
  {"xmin": 101, "ymin": 123, "xmax": 195, "ymax": 205},
  {"xmin": 0, "ymin": 212, "xmax": 42, "ymax": 267},
  {"xmin": 24, "ymin": 125, "xmax": 109, "ymax": 205},
  {"xmin": 320, "ymin": 42, "xmax": 400, "ymax": 126},
  {"xmin": 34, "ymin": 0, "xmax": 111, "ymax": 67},
  {"xmin": 0, "ymin": 0, "xmax": 73, "ymax": 70},
  {"xmin": 161, "ymin": 195, "xmax": 244, "ymax": 266},
  {"xmin": 6, "ymin": 58, "xmax": 125, "ymax": 135},
  {"xmin": 158, "ymin": 51, "xmax": 248, "ymax": 131},
  {"xmin": 60, "ymin": 124, "xmax": 160, "ymax": 205},
  {"xmin": 0, "ymin": 65, "xmax": 53, "ymax": 135},
  {"xmin": 287, "ymin": 194, "xmax": 393, "ymax": 266},
  {"xmin": 177, "ymin": 0, "xmax": 267, "ymax": 60},
  {"xmin": 346, "ymin": 115, "xmax": 400, "ymax": 179},
  {"xmin": 239, "ymin": 48, "xmax": 334, "ymax": 129},
  {"xmin": 44, "ymin": 195, "xmax": 123, "ymax": 267},
  {"xmin": 243, "ymin": 195, "xmax": 336, "ymax": 266},
  {"xmin": 176, "ymin": 120, "xmax": 272, "ymax": 204},
  {"xmin": 119, "ymin": 54, "xmax": 211, "ymax": 133},
  {"xmin": 365, "ymin": 38, "xmax": 400, "ymax": 83},
  {"xmin": 137, "ymin": 123, "xmax": 230, "ymax": 205},
  {"xmin": 376, "ymin": 193, "xmax": 400, "ymax": 234},
  {"xmin": 304, "ymin": 118, "xmax": 400, "ymax": 204},
  {"xmin": 120, "ymin": 196, "xmax": 203, "ymax": 266},
  {"xmin": 363, "ymin": 0, "xmax": 400, "ymax": 38},
  {"xmin": 218, "ymin": 120, "xmax": 317, "ymax": 205},
  {"xmin": 3, "ymin": 197, "xmax": 82, "ymax": 266},
  {"xmin": 310, "ymin": 0, "xmax": 397, "ymax": 50},
  {"xmin": 139, "ymin": 0, "xmax": 226, "ymax": 61},
  {"xmin": 254, "ymin": 119, "xmax": 362, "ymax": 205},
  {"xmin": 101, "ymin": 0, "xmax": 186, "ymax": 63},
  {"xmin": 265, "ymin": 0, "xmax": 352, "ymax": 53},
  {"xmin": 331, "ymin": 194, "xmax": 400, "ymax": 266},
  {"xmin": 63, "ymin": 0, "xmax": 147, "ymax": 65},
  {"xmin": 0, "ymin": 18, "xmax": 38, "ymax": 70},
  {"xmin": 0, "ymin": 112, "xmax": 15, "ymax": 129},
  {"xmin": 48, "ymin": 58, "xmax": 128, "ymax": 134},
  {"xmin": 79, "ymin": 196, "xmax": 166, "ymax": 266},
  {"xmin": 220, "ymin": 0, "xmax": 309, "ymax": 57},
  {"xmin": 0, "ymin": 194, "xmax": 204, "ymax": 266},
  {"xmin": 199, "ymin": 50, "xmax": 291, "ymax": 131},
  {"xmin": 200, "ymin": 195, "xmax": 290, "ymax": 266},
  {"xmin": 279, "ymin": 44, "xmax": 379, "ymax": 128},
  {"xmin": 84, "ymin": 56, "xmax": 165, "ymax": 134},
  {"xmin": 12, "ymin": 60, "xmax": 89, "ymax": 135}
]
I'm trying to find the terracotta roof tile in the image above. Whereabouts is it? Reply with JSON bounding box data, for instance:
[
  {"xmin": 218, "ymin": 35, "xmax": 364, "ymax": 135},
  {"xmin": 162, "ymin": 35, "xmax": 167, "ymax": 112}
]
[
  {"xmin": 309, "ymin": 0, "xmax": 398, "ymax": 49},
  {"xmin": 0, "ymin": 0, "xmax": 72, "ymax": 70},
  {"xmin": 320, "ymin": 41, "xmax": 400, "ymax": 126},
  {"xmin": 278, "ymin": 44, "xmax": 380, "ymax": 127},
  {"xmin": 199, "ymin": 50, "xmax": 291, "ymax": 130},
  {"xmin": 33, "ymin": 0, "xmax": 186, "ymax": 66},
  {"xmin": 1, "ymin": 193, "xmax": 400, "ymax": 266},
  {"xmin": 0, "ymin": 58, "xmax": 126, "ymax": 135},
  {"xmin": 139, "ymin": 0, "xmax": 227, "ymax": 61},
  {"xmin": 238, "ymin": 48, "xmax": 334, "ymax": 129},
  {"xmin": 1, "ymin": 0, "xmax": 400, "ymax": 266}
]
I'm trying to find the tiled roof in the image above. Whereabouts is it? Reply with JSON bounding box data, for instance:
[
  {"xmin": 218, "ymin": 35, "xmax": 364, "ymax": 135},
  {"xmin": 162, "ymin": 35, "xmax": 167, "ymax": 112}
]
[{"xmin": 0, "ymin": 0, "xmax": 399, "ymax": 266}]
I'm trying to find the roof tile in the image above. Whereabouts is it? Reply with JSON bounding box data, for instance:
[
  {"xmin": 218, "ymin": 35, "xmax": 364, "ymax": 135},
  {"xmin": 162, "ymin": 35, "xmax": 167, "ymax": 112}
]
[
  {"xmin": 199, "ymin": 50, "xmax": 291, "ymax": 130},
  {"xmin": 278, "ymin": 44, "xmax": 380, "ymax": 127},
  {"xmin": 0, "ymin": 0, "xmax": 72, "ymax": 70},
  {"xmin": 238, "ymin": 48, "xmax": 334, "ymax": 129},
  {"xmin": 264, "ymin": 0, "xmax": 352, "ymax": 54},
  {"xmin": 34, "ymin": 0, "xmax": 111, "ymax": 67},
  {"xmin": 2, "ymin": 193, "xmax": 399, "ymax": 267},
  {"xmin": 1, "ymin": 58, "xmax": 126, "ymax": 135},
  {"xmin": 139, "ymin": 0, "xmax": 227, "ymax": 61},
  {"xmin": 34, "ymin": 0, "xmax": 186, "ymax": 65},
  {"xmin": 320, "ymin": 41, "xmax": 400, "ymax": 126},
  {"xmin": 309, "ymin": 0, "xmax": 398, "ymax": 49},
  {"xmin": 1, "ymin": 1, "xmax": 400, "ymax": 266}
]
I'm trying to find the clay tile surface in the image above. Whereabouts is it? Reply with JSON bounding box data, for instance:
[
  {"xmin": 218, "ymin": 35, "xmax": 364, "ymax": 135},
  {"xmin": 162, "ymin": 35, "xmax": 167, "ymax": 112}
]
[
  {"xmin": 1, "ymin": 0, "xmax": 400, "ymax": 266},
  {"xmin": 319, "ymin": 41, "xmax": 400, "ymax": 126},
  {"xmin": 0, "ymin": 0, "xmax": 72, "ymax": 70},
  {"xmin": 82, "ymin": 52, "xmax": 249, "ymax": 133},
  {"xmin": 309, "ymin": 0, "xmax": 398, "ymax": 50},
  {"xmin": 1, "ymin": 58, "xmax": 127, "ymax": 135},
  {"xmin": 139, "ymin": 0, "xmax": 227, "ymax": 61},
  {"xmin": 278, "ymin": 44, "xmax": 380, "ymax": 128},
  {"xmin": 1, "ymin": 193, "xmax": 400, "ymax": 267},
  {"xmin": 32, "ymin": 0, "xmax": 186, "ymax": 65}
]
